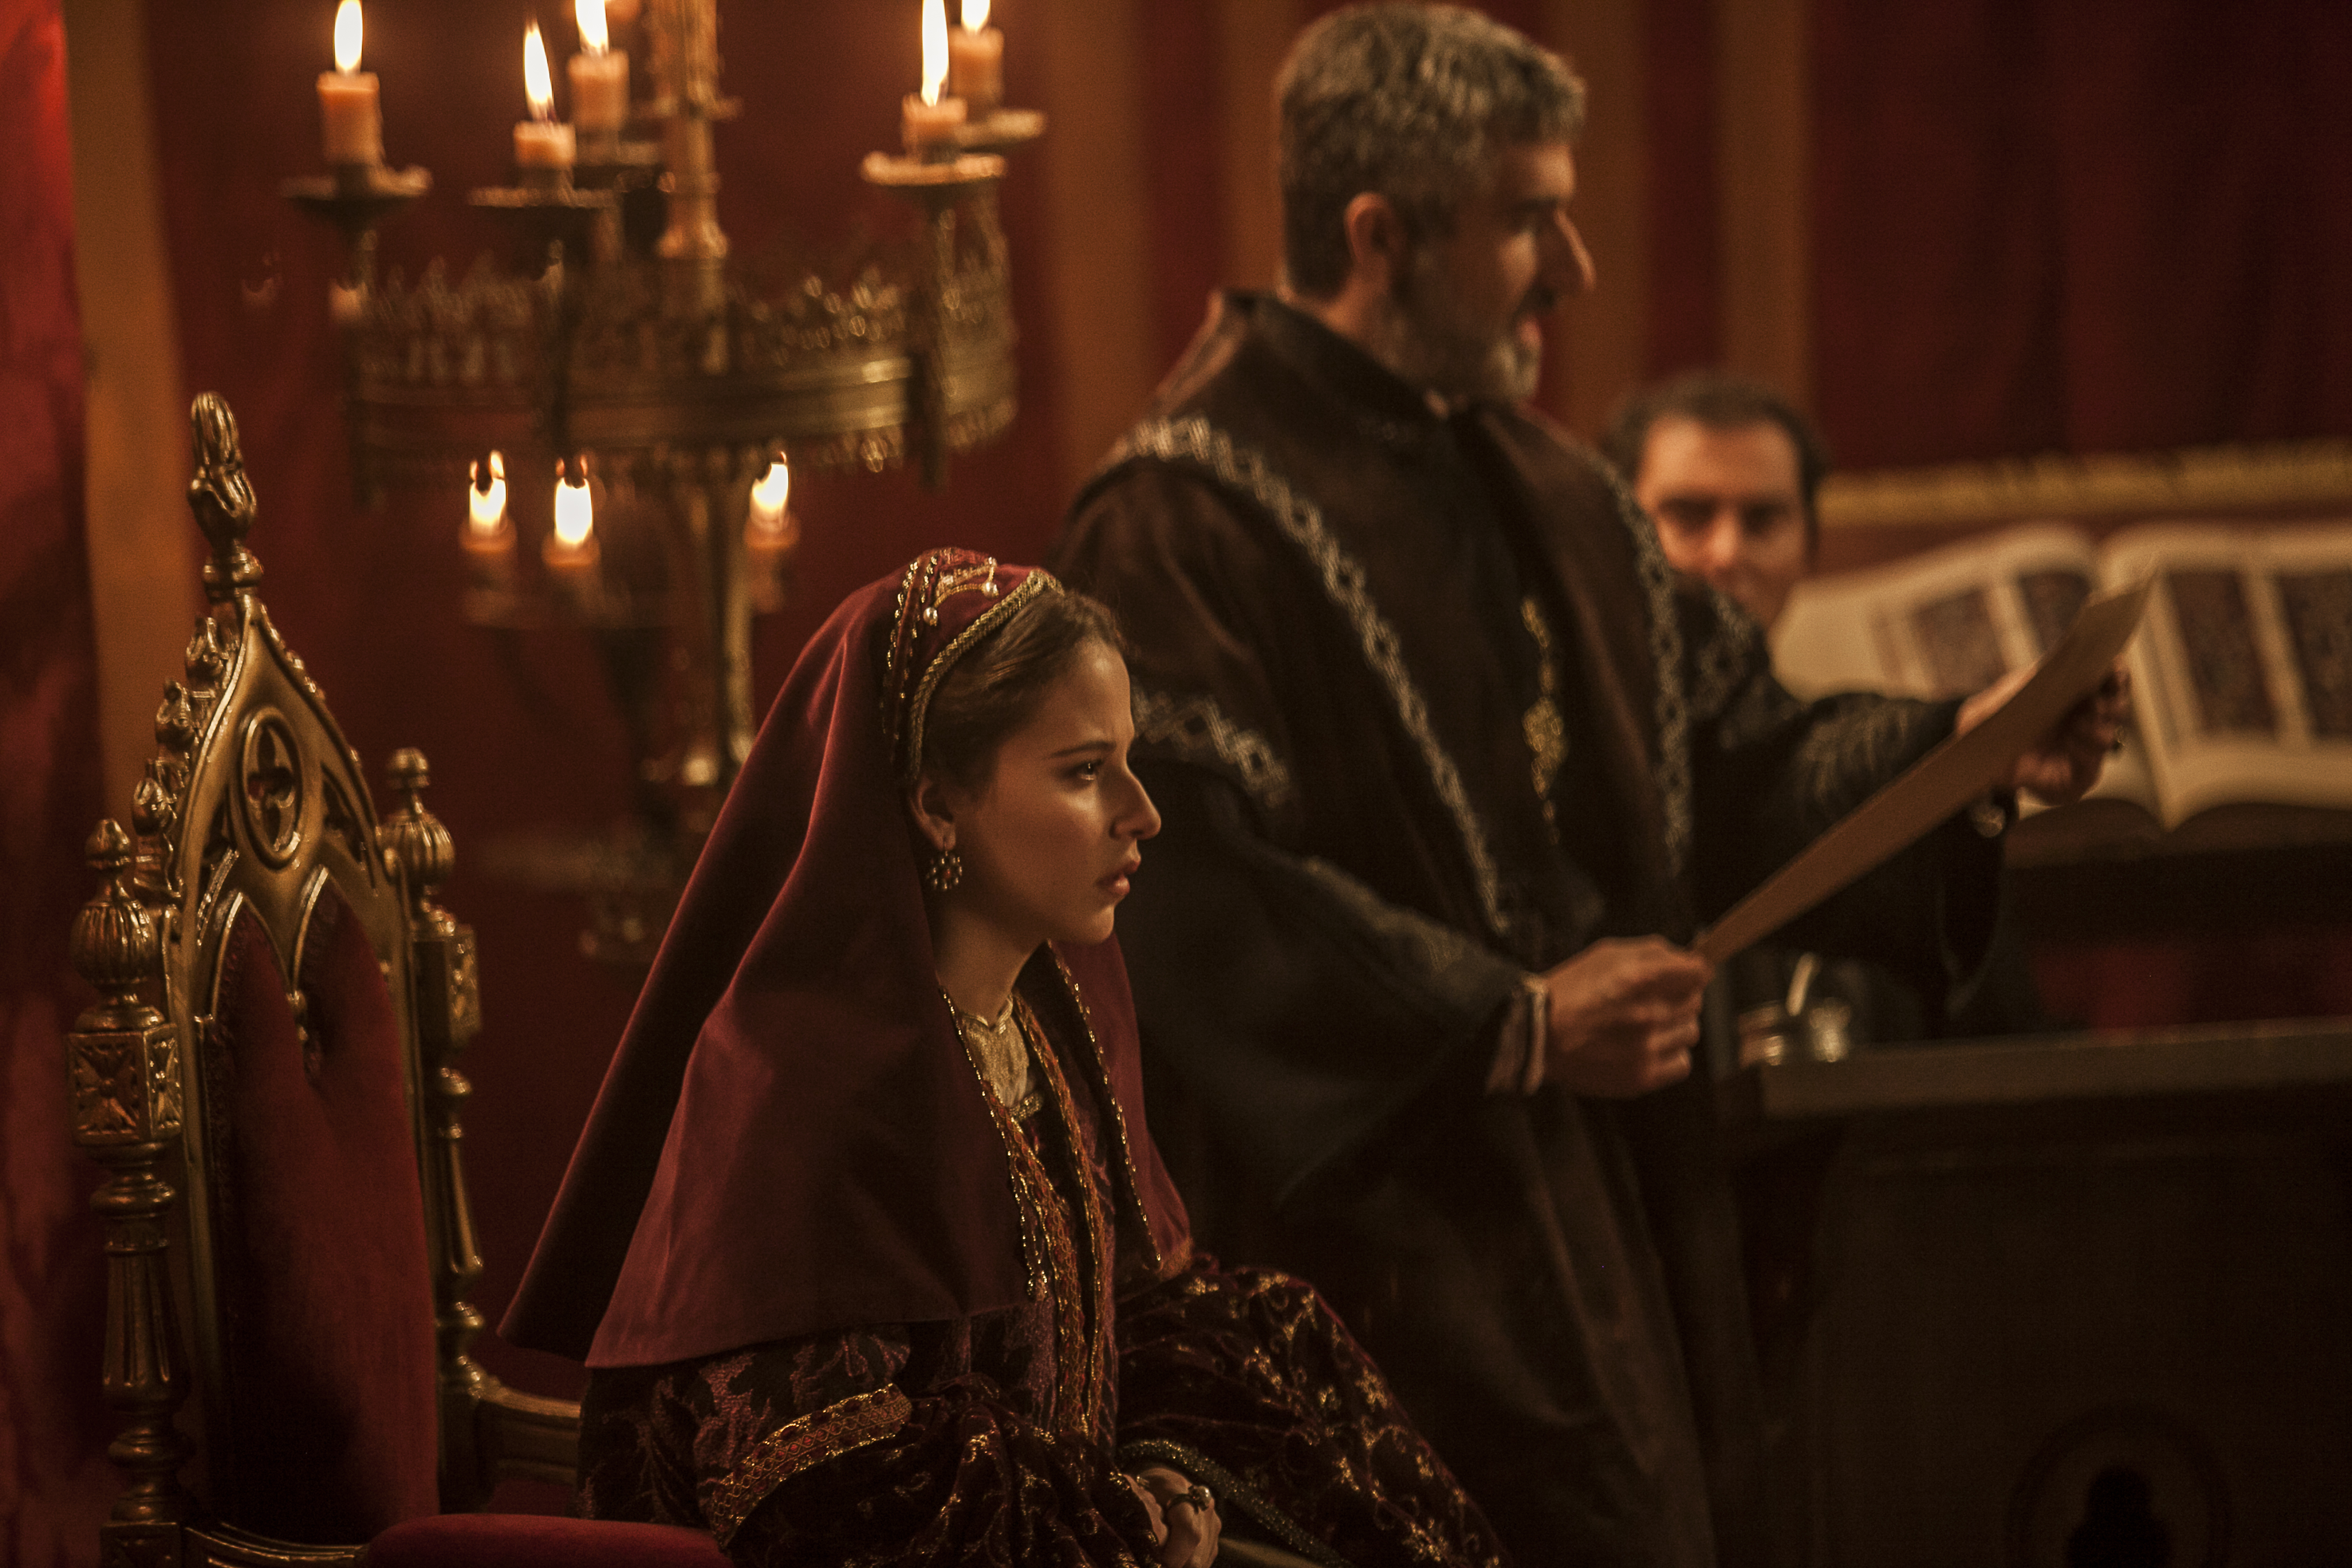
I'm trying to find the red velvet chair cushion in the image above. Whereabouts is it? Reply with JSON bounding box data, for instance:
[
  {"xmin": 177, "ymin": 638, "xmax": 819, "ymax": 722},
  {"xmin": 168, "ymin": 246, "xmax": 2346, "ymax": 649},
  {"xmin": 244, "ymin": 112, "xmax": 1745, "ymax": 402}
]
[
  {"xmin": 366, "ymin": 1514, "xmax": 732, "ymax": 1567},
  {"xmin": 198, "ymin": 892, "xmax": 439, "ymax": 1541}
]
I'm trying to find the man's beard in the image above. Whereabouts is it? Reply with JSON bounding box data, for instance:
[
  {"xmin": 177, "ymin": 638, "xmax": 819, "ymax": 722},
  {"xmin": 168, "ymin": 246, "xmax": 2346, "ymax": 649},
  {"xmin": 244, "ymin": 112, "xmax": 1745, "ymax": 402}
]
[{"xmin": 1365, "ymin": 248, "xmax": 1546, "ymax": 404}]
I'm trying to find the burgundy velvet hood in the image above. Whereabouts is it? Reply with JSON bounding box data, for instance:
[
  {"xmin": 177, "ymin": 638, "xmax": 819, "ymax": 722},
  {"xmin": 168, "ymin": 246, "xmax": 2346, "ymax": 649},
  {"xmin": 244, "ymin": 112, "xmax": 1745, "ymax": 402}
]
[{"xmin": 502, "ymin": 551, "xmax": 1191, "ymax": 1367}]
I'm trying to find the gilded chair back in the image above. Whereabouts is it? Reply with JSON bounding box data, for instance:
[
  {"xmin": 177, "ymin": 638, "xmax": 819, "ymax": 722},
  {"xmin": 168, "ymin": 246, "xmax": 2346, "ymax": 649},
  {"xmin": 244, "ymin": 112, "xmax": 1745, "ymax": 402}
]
[{"xmin": 65, "ymin": 394, "xmax": 573, "ymax": 1568}]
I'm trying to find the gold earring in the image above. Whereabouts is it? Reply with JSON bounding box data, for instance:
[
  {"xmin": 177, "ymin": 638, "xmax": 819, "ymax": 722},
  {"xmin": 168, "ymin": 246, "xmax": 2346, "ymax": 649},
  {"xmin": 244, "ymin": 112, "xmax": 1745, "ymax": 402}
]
[{"xmin": 926, "ymin": 846, "xmax": 964, "ymax": 892}]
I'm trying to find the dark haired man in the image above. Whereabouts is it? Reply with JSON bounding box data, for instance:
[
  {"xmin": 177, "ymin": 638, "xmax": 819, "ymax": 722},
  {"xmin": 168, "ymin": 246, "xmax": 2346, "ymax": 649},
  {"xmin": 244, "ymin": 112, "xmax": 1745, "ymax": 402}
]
[
  {"xmin": 1611, "ymin": 373, "xmax": 2051, "ymax": 1047},
  {"xmin": 1054, "ymin": 7, "xmax": 2123, "ymax": 1563},
  {"xmin": 1605, "ymin": 371, "xmax": 1827, "ymax": 633}
]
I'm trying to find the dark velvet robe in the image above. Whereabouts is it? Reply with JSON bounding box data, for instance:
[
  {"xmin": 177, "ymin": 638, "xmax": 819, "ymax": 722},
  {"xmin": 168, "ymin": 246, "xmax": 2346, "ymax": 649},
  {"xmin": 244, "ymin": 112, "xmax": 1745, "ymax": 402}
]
[
  {"xmin": 578, "ymin": 971, "xmax": 1505, "ymax": 1568},
  {"xmin": 1052, "ymin": 295, "xmax": 2001, "ymax": 1567}
]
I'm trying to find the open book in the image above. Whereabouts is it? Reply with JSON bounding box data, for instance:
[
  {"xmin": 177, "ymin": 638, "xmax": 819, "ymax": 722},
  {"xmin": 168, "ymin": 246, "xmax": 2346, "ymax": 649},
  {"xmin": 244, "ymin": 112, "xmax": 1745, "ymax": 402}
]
[{"xmin": 1773, "ymin": 520, "xmax": 2352, "ymax": 828}]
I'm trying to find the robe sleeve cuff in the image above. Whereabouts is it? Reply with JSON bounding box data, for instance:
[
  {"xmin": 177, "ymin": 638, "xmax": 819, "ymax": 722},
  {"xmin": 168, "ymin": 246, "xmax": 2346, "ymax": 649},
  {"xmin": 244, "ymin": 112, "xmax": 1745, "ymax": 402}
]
[
  {"xmin": 1484, "ymin": 974, "xmax": 1550, "ymax": 1097},
  {"xmin": 703, "ymin": 1385, "xmax": 914, "ymax": 1547}
]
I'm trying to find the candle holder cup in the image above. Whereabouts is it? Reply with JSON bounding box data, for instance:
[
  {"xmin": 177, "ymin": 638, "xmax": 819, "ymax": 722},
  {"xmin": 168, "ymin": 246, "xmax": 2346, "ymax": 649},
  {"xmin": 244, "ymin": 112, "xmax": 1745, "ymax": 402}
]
[{"xmin": 954, "ymin": 107, "xmax": 1045, "ymax": 157}]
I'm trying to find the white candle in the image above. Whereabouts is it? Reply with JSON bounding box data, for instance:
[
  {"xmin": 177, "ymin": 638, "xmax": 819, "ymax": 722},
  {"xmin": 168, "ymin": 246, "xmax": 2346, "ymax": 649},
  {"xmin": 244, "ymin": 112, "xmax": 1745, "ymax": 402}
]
[
  {"xmin": 463, "ymin": 452, "xmax": 515, "ymax": 589},
  {"xmin": 902, "ymin": 0, "xmax": 968, "ymax": 152},
  {"xmin": 514, "ymin": 22, "xmax": 577, "ymax": 169},
  {"xmin": 545, "ymin": 466, "xmax": 600, "ymax": 595},
  {"xmin": 568, "ymin": 0, "xmax": 630, "ymax": 137},
  {"xmin": 947, "ymin": 0, "xmax": 1003, "ymax": 113},
  {"xmin": 467, "ymin": 452, "xmax": 510, "ymax": 540},
  {"xmin": 747, "ymin": 458, "xmax": 792, "ymax": 535},
  {"xmin": 745, "ymin": 458, "xmax": 796, "ymax": 613},
  {"xmin": 317, "ymin": 0, "xmax": 384, "ymax": 165},
  {"xmin": 551, "ymin": 470, "xmax": 595, "ymax": 553}
]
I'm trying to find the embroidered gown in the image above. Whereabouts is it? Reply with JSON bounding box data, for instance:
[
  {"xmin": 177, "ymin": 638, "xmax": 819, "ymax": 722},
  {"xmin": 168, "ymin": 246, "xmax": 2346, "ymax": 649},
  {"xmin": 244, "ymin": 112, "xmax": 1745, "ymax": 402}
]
[{"xmin": 576, "ymin": 955, "xmax": 1503, "ymax": 1567}]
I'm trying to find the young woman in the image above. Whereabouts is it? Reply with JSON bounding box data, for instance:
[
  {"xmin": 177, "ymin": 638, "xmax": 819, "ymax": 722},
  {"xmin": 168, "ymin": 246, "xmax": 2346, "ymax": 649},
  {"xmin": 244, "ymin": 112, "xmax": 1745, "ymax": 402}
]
[{"xmin": 504, "ymin": 550, "xmax": 1506, "ymax": 1568}]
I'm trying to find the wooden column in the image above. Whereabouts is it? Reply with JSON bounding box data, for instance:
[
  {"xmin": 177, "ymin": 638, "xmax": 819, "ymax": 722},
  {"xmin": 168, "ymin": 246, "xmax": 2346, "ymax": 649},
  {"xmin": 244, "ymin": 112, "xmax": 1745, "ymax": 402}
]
[
  {"xmin": 1214, "ymin": 0, "xmax": 1298, "ymax": 293},
  {"xmin": 62, "ymin": 0, "xmax": 201, "ymax": 809},
  {"xmin": 1715, "ymin": 0, "xmax": 1811, "ymax": 406},
  {"xmin": 1037, "ymin": 0, "xmax": 1162, "ymax": 497},
  {"xmin": 1541, "ymin": 0, "xmax": 1647, "ymax": 439}
]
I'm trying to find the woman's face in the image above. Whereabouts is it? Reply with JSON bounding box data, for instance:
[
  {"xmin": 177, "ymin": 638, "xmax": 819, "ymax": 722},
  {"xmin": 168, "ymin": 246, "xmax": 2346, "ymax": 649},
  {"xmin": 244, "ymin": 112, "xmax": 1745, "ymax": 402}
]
[{"xmin": 929, "ymin": 640, "xmax": 1162, "ymax": 949}]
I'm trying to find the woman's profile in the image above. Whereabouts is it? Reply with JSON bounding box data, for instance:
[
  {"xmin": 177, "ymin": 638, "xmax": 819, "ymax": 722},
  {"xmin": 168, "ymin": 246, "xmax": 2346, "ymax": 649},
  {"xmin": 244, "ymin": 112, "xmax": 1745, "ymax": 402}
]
[{"xmin": 504, "ymin": 549, "xmax": 1505, "ymax": 1567}]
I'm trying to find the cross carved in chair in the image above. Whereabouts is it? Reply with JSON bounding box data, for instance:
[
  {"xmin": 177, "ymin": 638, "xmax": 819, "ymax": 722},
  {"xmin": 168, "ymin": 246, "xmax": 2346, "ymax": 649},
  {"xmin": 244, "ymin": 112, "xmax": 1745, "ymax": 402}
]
[{"xmin": 241, "ymin": 713, "xmax": 303, "ymax": 863}]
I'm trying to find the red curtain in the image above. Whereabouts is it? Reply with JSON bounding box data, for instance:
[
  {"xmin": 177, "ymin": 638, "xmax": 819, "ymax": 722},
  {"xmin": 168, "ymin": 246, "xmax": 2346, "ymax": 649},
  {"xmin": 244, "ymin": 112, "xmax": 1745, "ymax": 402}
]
[
  {"xmin": 0, "ymin": 2, "xmax": 113, "ymax": 1563},
  {"xmin": 1811, "ymin": 0, "xmax": 2352, "ymax": 468}
]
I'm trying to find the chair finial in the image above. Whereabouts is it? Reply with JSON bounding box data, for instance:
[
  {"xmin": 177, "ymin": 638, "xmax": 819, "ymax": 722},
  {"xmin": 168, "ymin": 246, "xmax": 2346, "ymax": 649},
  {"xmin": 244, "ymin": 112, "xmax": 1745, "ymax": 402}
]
[
  {"xmin": 188, "ymin": 393, "xmax": 262, "ymax": 603},
  {"xmin": 72, "ymin": 821, "xmax": 160, "ymax": 1005},
  {"xmin": 385, "ymin": 747, "xmax": 455, "ymax": 907}
]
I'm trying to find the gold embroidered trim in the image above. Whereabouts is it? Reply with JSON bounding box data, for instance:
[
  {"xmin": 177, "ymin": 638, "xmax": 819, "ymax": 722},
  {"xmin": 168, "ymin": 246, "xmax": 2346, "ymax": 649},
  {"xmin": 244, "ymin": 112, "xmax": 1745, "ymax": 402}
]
[
  {"xmin": 1016, "ymin": 994, "xmax": 1116, "ymax": 1444},
  {"xmin": 704, "ymin": 1385, "xmax": 913, "ymax": 1546},
  {"xmin": 952, "ymin": 988, "xmax": 1052, "ymax": 1300},
  {"xmin": 1519, "ymin": 595, "xmax": 1565, "ymax": 841},
  {"xmin": 902, "ymin": 571, "xmax": 1059, "ymax": 787},
  {"xmin": 1111, "ymin": 416, "xmax": 1514, "ymax": 939},
  {"xmin": 1049, "ymin": 951, "xmax": 1165, "ymax": 1280},
  {"xmin": 1130, "ymin": 687, "xmax": 1298, "ymax": 814}
]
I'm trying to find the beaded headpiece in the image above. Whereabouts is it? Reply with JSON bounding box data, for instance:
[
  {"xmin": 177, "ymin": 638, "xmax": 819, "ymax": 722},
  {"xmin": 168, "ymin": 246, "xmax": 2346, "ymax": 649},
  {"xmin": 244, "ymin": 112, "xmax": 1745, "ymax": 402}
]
[{"xmin": 879, "ymin": 547, "xmax": 1062, "ymax": 788}]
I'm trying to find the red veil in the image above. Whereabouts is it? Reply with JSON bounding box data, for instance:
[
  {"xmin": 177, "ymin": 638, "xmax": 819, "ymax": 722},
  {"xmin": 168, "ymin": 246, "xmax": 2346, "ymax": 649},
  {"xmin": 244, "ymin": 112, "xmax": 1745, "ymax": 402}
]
[{"xmin": 503, "ymin": 551, "xmax": 1190, "ymax": 1368}]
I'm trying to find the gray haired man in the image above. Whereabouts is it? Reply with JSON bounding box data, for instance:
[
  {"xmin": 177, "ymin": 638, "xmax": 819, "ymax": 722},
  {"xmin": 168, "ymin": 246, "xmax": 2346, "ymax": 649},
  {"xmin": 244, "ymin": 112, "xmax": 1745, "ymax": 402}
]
[{"xmin": 1056, "ymin": 8, "xmax": 2122, "ymax": 1564}]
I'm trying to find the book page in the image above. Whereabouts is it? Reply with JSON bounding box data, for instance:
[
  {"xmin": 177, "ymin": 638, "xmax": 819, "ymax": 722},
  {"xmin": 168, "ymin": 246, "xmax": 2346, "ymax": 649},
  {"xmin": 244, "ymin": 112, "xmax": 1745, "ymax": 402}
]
[
  {"xmin": 2100, "ymin": 520, "xmax": 2352, "ymax": 824},
  {"xmin": 1774, "ymin": 524, "xmax": 2102, "ymax": 701}
]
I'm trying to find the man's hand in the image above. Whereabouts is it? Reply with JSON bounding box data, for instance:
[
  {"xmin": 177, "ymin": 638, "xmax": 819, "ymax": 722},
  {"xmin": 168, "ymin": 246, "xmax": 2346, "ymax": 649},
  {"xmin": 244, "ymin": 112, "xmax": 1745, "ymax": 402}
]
[
  {"xmin": 1129, "ymin": 1466, "xmax": 1219, "ymax": 1568},
  {"xmin": 1540, "ymin": 936, "xmax": 1712, "ymax": 1097},
  {"xmin": 1956, "ymin": 658, "xmax": 2133, "ymax": 806}
]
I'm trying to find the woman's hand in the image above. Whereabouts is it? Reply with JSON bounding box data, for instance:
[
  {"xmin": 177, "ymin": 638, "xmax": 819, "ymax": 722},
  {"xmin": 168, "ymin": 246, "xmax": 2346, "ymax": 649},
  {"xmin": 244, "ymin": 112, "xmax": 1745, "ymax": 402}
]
[{"xmin": 1130, "ymin": 1465, "xmax": 1220, "ymax": 1567}]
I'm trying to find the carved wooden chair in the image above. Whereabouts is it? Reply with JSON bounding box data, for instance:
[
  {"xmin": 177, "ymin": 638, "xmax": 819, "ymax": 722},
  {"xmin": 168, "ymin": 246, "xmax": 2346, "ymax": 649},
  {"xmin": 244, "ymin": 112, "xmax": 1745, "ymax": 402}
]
[{"xmin": 64, "ymin": 393, "xmax": 726, "ymax": 1568}]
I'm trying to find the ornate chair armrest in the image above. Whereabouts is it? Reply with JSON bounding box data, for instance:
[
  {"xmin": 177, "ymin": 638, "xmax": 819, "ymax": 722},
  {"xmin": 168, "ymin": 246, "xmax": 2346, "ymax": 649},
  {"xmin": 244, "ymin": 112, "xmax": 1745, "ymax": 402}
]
[{"xmin": 473, "ymin": 1378, "xmax": 581, "ymax": 1489}]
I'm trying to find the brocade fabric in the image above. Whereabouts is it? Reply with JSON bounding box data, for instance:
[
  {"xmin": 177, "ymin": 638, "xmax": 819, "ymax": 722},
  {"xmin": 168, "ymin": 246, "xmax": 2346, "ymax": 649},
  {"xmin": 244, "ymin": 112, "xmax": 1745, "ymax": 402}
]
[{"xmin": 578, "ymin": 993, "xmax": 1504, "ymax": 1568}]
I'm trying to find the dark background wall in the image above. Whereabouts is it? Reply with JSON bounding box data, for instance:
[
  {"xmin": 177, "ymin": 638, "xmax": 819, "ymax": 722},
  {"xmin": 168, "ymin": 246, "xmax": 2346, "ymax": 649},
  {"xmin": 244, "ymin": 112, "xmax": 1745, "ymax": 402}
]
[{"xmin": 7, "ymin": 0, "xmax": 2350, "ymax": 1559}]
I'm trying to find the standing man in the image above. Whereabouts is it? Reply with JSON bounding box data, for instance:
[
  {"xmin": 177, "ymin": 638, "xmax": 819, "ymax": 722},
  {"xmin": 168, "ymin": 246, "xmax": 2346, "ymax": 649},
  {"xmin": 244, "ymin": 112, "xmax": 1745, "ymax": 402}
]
[{"xmin": 1054, "ymin": 8, "xmax": 2122, "ymax": 1563}]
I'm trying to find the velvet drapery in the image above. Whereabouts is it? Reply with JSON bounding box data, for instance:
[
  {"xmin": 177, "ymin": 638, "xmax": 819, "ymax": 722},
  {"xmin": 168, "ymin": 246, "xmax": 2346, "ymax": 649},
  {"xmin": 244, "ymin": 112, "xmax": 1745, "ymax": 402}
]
[
  {"xmin": 1811, "ymin": 0, "xmax": 2352, "ymax": 468},
  {"xmin": 0, "ymin": 1, "xmax": 113, "ymax": 1563}
]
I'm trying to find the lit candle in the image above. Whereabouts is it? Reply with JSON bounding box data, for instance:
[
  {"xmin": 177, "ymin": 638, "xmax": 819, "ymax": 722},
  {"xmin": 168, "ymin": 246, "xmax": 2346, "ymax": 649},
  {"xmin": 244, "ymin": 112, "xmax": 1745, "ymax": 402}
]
[
  {"xmin": 568, "ymin": 0, "xmax": 629, "ymax": 139},
  {"xmin": 902, "ymin": 0, "xmax": 967, "ymax": 154},
  {"xmin": 545, "ymin": 463, "xmax": 600, "ymax": 591},
  {"xmin": 748, "ymin": 457, "xmax": 792, "ymax": 535},
  {"xmin": 317, "ymin": 0, "xmax": 384, "ymax": 167},
  {"xmin": 467, "ymin": 451, "xmax": 510, "ymax": 538},
  {"xmin": 463, "ymin": 452, "xmax": 516, "ymax": 590},
  {"xmin": 947, "ymin": 0, "xmax": 1003, "ymax": 114},
  {"xmin": 745, "ymin": 456, "xmax": 797, "ymax": 613},
  {"xmin": 514, "ymin": 22, "xmax": 577, "ymax": 171}
]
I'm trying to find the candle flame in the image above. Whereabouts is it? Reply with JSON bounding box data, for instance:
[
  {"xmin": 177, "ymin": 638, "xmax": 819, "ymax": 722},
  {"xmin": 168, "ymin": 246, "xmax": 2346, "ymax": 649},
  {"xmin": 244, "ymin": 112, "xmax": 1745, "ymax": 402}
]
[
  {"xmin": 575, "ymin": 0, "xmax": 609, "ymax": 56},
  {"xmin": 524, "ymin": 21, "xmax": 555, "ymax": 120},
  {"xmin": 333, "ymin": 0, "xmax": 363, "ymax": 73},
  {"xmin": 920, "ymin": 0, "xmax": 948, "ymax": 106},
  {"xmin": 962, "ymin": 0, "xmax": 989, "ymax": 30},
  {"xmin": 554, "ymin": 471, "xmax": 594, "ymax": 547},
  {"xmin": 748, "ymin": 458, "xmax": 791, "ymax": 529},
  {"xmin": 468, "ymin": 451, "xmax": 508, "ymax": 536}
]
